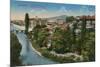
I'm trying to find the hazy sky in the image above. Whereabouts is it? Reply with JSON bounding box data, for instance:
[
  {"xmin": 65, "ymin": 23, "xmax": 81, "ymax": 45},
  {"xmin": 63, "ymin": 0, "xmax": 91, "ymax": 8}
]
[{"xmin": 11, "ymin": 0, "xmax": 95, "ymax": 20}]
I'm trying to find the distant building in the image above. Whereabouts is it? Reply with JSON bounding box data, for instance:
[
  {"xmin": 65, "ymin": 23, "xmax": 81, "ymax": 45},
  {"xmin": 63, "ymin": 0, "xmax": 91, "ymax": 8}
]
[
  {"xmin": 11, "ymin": 20, "xmax": 24, "ymax": 26},
  {"xmin": 68, "ymin": 15, "xmax": 95, "ymax": 35},
  {"xmin": 29, "ymin": 16, "xmax": 47, "ymax": 27},
  {"xmin": 56, "ymin": 19, "xmax": 65, "ymax": 25},
  {"xmin": 76, "ymin": 15, "xmax": 95, "ymax": 29}
]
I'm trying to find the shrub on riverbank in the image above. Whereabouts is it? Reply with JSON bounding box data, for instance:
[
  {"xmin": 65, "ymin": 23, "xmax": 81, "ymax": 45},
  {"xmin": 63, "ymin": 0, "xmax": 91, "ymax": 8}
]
[
  {"xmin": 10, "ymin": 33, "xmax": 22, "ymax": 66},
  {"xmin": 31, "ymin": 40, "xmax": 81, "ymax": 63},
  {"xmin": 41, "ymin": 50, "xmax": 76, "ymax": 63}
]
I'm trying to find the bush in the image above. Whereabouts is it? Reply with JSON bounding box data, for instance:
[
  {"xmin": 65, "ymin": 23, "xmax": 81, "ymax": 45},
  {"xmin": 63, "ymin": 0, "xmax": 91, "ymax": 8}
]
[{"xmin": 10, "ymin": 33, "xmax": 22, "ymax": 66}]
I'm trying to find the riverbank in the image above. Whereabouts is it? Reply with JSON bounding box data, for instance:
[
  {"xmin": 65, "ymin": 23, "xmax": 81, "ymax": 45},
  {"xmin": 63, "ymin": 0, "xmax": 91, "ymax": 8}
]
[
  {"xmin": 30, "ymin": 39, "xmax": 83, "ymax": 63},
  {"xmin": 10, "ymin": 32, "xmax": 22, "ymax": 66}
]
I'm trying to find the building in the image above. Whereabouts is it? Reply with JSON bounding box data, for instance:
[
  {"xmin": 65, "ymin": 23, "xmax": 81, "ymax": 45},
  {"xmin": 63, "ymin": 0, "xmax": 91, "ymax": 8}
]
[
  {"xmin": 76, "ymin": 15, "xmax": 95, "ymax": 29},
  {"xmin": 29, "ymin": 16, "xmax": 48, "ymax": 28}
]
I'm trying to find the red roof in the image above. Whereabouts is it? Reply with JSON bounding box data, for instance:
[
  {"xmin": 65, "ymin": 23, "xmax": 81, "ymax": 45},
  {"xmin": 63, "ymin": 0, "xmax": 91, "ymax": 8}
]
[{"xmin": 79, "ymin": 15, "xmax": 95, "ymax": 20}]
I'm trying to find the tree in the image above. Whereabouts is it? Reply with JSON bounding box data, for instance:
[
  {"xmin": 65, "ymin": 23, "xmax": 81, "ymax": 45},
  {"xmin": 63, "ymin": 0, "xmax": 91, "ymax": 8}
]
[
  {"xmin": 78, "ymin": 16, "xmax": 87, "ymax": 54},
  {"xmin": 66, "ymin": 16, "xmax": 75, "ymax": 23},
  {"xmin": 25, "ymin": 13, "xmax": 29, "ymax": 34},
  {"xmin": 71, "ymin": 22, "xmax": 78, "ymax": 51}
]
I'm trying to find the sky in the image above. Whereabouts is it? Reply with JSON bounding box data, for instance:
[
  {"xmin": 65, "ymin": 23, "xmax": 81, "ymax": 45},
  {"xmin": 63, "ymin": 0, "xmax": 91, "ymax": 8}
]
[{"xmin": 11, "ymin": 0, "xmax": 95, "ymax": 20}]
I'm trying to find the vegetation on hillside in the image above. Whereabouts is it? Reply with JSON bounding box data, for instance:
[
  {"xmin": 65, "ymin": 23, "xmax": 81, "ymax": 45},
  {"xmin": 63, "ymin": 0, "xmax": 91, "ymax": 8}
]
[
  {"xmin": 29, "ymin": 16, "xmax": 95, "ymax": 62},
  {"xmin": 10, "ymin": 33, "xmax": 22, "ymax": 66}
]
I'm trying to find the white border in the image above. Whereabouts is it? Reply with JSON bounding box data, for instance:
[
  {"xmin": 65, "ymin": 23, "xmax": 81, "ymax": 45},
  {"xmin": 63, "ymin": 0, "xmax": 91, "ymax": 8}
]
[{"xmin": 0, "ymin": 0, "xmax": 10, "ymax": 67}]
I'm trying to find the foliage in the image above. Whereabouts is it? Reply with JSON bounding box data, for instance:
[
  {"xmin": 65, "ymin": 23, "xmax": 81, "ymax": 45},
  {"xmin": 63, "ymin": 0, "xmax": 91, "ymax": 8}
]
[
  {"xmin": 10, "ymin": 33, "xmax": 22, "ymax": 66},
  {"xmin": 41, "ymin": 49, "xmax": 76, "ymax": 63},
  {"xmin": 31, "ymin": 16, "xmax": 95, "ymax": 62},
  {"xmin": 51, "ymin": 27, "xmax": 72, "ymax": 53},
  {"xmin": 66, "ymin": 16, "xmax": 75, "ymax": 23},
  {"xmin": 25, "ymin": 13, "xmax": 29, "ymax": 34},
  {"xmin": 33, "ymin": 25, "xmax": 49, "ymax": 47}
]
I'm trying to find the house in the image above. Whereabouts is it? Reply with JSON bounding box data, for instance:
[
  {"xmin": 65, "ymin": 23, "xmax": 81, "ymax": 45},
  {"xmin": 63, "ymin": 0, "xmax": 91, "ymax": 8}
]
[
  {"xmin": 29, "ymin": 16, "xmax": 48, "ymax": 28},
  {"xmin": 76, "ymin": 15, "xmax": 95, "ymax": 30}
]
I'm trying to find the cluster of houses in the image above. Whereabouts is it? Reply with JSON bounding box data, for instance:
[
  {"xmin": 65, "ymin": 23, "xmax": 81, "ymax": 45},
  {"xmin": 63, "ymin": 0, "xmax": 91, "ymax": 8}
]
[
  {"xmin": 76, "ymin": 15, "xmax": 95, "ymax": 29},
  {"xmin": 11, "ymin": 20, "xmax": 25, "ymax": 26},
  {"xmin": 11, "ymin": 15, "xmax": 95, "ymax": 32},
  {"xmin": 29, "ymin": 15, "xmax": 95, "ymax": 31}
]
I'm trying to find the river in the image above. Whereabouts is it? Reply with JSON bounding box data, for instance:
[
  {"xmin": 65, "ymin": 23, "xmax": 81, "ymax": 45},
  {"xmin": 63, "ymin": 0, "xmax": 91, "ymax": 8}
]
[{"xmin": 10, "ymin": 23, "xmax": 57, "ymax": 65}]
